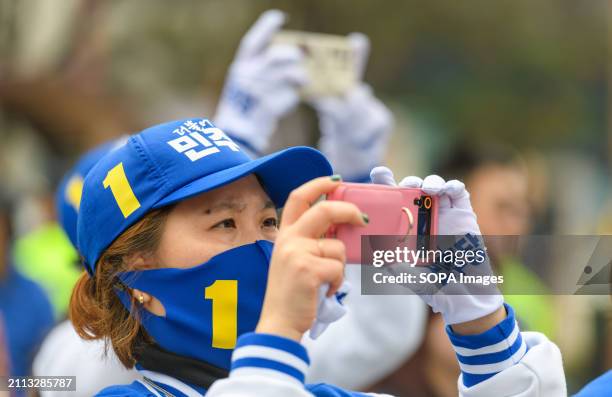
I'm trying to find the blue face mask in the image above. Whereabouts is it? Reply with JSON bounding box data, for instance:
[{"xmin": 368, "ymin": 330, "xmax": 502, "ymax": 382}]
[{"xmin": 115, "ymin": 240, "xmax": 273, "ymax": 370}]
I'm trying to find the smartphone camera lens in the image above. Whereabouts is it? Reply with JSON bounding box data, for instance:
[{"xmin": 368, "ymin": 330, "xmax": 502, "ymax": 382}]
[{"xmin": 417, "ymin": 195, "xmax": 433, "ymax": 250}]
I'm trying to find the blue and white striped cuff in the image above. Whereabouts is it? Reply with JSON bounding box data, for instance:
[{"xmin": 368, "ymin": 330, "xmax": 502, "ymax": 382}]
[
  {"xmin": 446, "ymin": 303, "xmax": 528, "ymax": 388},
  {"xmin": 230, "ymin": 333, "xmax": 310, "ymax": 386}
]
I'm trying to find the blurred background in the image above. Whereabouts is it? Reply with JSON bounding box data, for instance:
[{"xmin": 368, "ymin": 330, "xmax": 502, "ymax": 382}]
[{"xmin": 0, "ymin": 0, "xmax": 610, "ymax": 396}]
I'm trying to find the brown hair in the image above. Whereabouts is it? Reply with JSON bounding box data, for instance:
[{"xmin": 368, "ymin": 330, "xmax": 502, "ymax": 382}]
[{"xmin": 69, "ymin": 207, "xmax": 172, "ymax": 368}]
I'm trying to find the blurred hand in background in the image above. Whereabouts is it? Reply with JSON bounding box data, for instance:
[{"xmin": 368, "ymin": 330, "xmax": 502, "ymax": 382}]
[
  {"xmin": 214, "ymin": 10, "xmax": 307, "ymax": 156},
  {"xmin": 310, "ymin": 33, "xmax": 393, "ymax": 182}
]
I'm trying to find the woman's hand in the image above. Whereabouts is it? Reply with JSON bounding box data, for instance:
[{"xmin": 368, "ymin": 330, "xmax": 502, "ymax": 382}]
[
  {"xmin": 370, "ymin": 167, "xmax": 505, "ymax": 331},
  {"xmin": 256, "ymin": 176, "xmax": 367, "ymax": 341}
]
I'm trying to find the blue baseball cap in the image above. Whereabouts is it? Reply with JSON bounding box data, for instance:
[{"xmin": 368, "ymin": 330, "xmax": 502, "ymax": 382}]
[
  {"xmin": 77, "ymin": 118, "xmax": 332, "ymax": 274},
  {"xmin": 56, "ymin": 138, "xmax": 128, "ymax": 248}
]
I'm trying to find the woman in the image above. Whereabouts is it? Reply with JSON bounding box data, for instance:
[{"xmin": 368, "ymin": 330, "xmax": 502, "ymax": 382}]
[
  {"xmin": 71, "ymin": 118, "xmax": 566, "ymax": 396},
  {"xmin": 37, "ymin": 9, "xmax": 417, "ymax": 394}
]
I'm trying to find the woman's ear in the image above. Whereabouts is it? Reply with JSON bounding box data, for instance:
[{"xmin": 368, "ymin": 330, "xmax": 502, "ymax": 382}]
[
  {"xmin": 131, "ymin": 289, "xmax": 151, "ymax": 305},
  {"xmin": 131, "ymin": 288, "xmax": 166, "ymax": 316}
]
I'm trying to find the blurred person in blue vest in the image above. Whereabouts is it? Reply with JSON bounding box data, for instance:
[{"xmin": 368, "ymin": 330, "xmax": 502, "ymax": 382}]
[{"xmin": 0, "ymin": 189, "xmax": 54, "ymax": 395}]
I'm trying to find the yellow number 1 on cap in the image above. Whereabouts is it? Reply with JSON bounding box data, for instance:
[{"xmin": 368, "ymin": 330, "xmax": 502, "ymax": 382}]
[{"xmin": 103, "ymin": 162, "xmax": 141, "ymax": 218}]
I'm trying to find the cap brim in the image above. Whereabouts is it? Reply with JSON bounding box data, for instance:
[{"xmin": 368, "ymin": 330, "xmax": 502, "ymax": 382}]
[{"xmin": 153, "ymin": 146, "xmax": 333, "ymax": 209}]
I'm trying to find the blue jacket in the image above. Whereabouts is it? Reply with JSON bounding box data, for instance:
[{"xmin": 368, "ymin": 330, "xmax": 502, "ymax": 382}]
[
  {"xmin": 574, "ymin": 370, "xmax": 612, "ymax": 397},
  {"xmin": 0, "ymin": 264, "xmax": 54, "ymax": 377}
]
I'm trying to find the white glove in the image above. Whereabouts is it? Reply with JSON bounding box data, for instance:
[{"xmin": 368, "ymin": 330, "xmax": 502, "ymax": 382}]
[
  {"xmin": 214, "ymin": 10, "xmax": 307, "ymax": 155},
  {"xmin": 309, "ymin": 281, "xmax": 350, "ymax": 339},
  {"xmin": 370, "ymin": 166, "xmax": 504, "ymax": 325},
  {"xmin": 310, "ymin": 34, "xmax": 393, "ymax": 182}
]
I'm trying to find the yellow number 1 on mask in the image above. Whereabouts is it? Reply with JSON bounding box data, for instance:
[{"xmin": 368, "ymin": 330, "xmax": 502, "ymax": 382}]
[
  {"xmin": 205, "ymin": 280, "xmax": 238, "ymax": 349},
  {"xmin": 103, "ymin": 162, "xmax": 141, "ymax": 218}
]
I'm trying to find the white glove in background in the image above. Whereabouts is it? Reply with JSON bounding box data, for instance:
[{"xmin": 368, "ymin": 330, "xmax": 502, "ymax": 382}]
[
  {"xmin": 370, "ymin": 166, "xmax": 504, "ymax": 325},
  {"xmin": 311, "ymin": 34, "xmax": 393, "ymax": 181},
  {"xmin": 214, "ymin": 10, "xmax": 307, "ymax": 155}
]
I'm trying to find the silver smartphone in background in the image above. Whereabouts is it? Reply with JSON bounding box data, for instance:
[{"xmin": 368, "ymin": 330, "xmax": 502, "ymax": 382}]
[{"xmin": 272, "ymin": 30, "xmax": 357, "ymax": 98}]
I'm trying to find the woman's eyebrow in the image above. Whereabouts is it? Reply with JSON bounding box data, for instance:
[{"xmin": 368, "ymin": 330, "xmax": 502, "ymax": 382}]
[
  {"xmin": 203, "ymin": 200, "xmax": 246, "ymax": 214},
  {"xmin": 262, "ymin": 200, "xmax": 275, "ymax": 210}
]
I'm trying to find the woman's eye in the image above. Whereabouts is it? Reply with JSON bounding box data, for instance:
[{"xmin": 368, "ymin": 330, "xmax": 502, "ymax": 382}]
[
  {"xmin": 262, "ymin": 217, "xmax": 278, "ymax": 229},
  {"xmin": 213, "ymin": 219, "xmax": 236, "ymax": 229}
]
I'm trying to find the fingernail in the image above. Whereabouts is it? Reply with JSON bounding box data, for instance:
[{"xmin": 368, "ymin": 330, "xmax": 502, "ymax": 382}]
[
  {"xmin": 330, "ymin": 174, "xmax": 342, "ymax": 182},
  {"xmin": 362, "ymin": 212, "xmax": 369, "ymax": 224}
]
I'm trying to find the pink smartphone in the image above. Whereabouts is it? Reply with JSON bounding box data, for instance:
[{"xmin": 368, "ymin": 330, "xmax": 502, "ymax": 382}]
[{"xmin": 325, "ymin": 182, "xmax": 439, "ymax": 264}]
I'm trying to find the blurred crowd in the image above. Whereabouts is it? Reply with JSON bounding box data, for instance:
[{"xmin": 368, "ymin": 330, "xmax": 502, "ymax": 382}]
[{"xmin": 0, "ymin": 1, "xmax": 610, "ymax": 396}]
